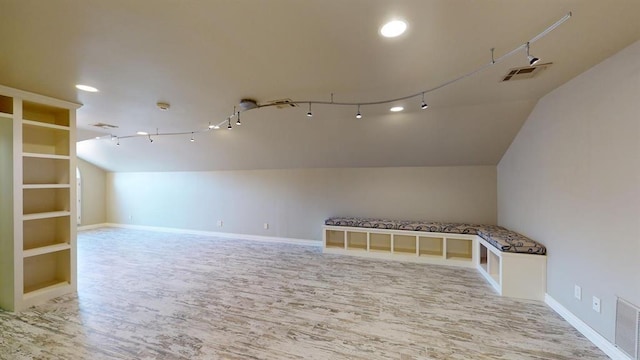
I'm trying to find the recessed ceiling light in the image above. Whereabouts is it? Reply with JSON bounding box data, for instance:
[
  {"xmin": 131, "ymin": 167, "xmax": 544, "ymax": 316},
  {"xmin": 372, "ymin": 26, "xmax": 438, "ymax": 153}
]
[
  {"xmin": 75, "ymin": 84, "xmax": 99, "ymax": 92},
  {"xmin": 380, "ymin": 20, "xmax": 407, "ymax": 38},
  {"xmin": 136, "ymin": 131, "xmax": 148, "ymax": 135},
  {"xmin": 390, "ymin": 106, "xmax": 404, "ymax": 112}
]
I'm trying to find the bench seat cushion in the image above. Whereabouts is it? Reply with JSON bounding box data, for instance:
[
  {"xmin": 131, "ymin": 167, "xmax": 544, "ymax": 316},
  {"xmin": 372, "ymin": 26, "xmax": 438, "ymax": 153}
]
[{"xmin": 324, "ymin": 217, "xmax": 546, "ymax": 255}]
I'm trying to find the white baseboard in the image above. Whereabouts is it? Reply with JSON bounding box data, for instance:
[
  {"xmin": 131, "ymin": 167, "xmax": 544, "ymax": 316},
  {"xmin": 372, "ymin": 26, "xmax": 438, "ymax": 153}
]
[
  {"xmin": 103, "ymin": 223, "xmax": 321, "ymax": 247},
  {"xmin": 545, "ymin": 294, "xmax": 631, "ymax": 360},
  {"xmin": 78, "ymin": 223, "xmax": 110, "ymax": 231}
]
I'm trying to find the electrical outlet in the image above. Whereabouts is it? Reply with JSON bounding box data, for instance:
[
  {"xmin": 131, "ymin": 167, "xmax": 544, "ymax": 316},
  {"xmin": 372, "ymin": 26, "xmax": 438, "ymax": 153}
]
[
  {"xmin": 263, "ymin": 223, "xmax": 269, "ymax": 230},
  {"xmin": 217, "ymin": 220, "xmax": 223, "ymax": 227},
  {"xmin": 574, "ymin": 285, "xmax": 582, "ymax": 300},
  {"xmin": 592, "ymin": 296, "xmax": 601, "ymax": 313}
]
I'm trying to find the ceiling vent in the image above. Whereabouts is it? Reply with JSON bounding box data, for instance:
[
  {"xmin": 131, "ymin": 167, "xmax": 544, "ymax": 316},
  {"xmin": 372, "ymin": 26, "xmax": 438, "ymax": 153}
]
[
  {"xmin": 501, "ymin": 62, "xmax": 552, "ymax": 82},
  {"xmin": 263, "ymin": 98, "xmax": 298, "ymax": 109},
  {"xmin": 91, "ymin": 122, "xmax": 119, "ymax": 129}
]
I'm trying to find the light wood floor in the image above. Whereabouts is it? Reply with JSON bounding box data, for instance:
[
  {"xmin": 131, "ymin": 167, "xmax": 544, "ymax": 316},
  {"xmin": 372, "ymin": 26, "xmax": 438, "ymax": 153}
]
[{"xmin": 0, "ymin": 228, "xmax": 607, "ymax": 359}]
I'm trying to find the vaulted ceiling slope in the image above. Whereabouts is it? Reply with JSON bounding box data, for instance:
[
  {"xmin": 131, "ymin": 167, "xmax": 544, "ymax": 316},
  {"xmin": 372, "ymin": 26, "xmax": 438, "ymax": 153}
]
[{"xmin": 1, "ymin": 1, "xmax": 639, "ymax": 172}]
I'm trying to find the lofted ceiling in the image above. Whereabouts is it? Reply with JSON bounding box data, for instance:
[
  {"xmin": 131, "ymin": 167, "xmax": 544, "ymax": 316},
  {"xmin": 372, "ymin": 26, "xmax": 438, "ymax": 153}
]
[{"xmin": 1, "ymin": 0, "xmax": 639, "ymax": 172}]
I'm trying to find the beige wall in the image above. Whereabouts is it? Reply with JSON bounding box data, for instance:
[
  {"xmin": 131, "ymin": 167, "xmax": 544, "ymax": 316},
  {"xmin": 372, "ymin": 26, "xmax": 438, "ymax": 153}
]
[
  {"xmin": 77, "ymin": 158, "xmax": 107, "ymax": 226},
  {"xmin": 498, "ymin": 40, "xmax": 640, "ymax": 341},
  {"xmin": 106, "ymin": 166, "xmax": 497, "ymax": 241}
]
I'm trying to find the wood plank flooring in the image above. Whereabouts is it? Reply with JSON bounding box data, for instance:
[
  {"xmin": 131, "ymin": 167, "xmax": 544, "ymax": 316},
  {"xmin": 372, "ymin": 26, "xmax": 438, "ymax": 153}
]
[{"xmin": 0, "ymin": 228, "xmax": 607, "ymax": 359}]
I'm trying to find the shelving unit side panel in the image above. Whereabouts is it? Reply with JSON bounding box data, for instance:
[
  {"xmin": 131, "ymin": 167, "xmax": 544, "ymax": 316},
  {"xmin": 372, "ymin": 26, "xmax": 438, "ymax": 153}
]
[
  {"xmin": 0, "ymin": 115, "xmax": 15, "ymax": 310},
  {"xmin": 12, "ymin": 97, "xmax": 24, "ymax": 309},
  {"xmin": 500, "ymin": 253, "xmax": 547, "ymax": 301}
]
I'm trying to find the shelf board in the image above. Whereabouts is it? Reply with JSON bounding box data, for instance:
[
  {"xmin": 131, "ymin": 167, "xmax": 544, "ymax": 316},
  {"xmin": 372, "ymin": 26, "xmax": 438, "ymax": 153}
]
[
  {"xmin": 23, "ymin": 184, "xmax": 71, "ymax": 189},
  {"xmin": 23, "ymin": 280, "xmax": 71, "ymax": 299},
  {"xmin": 0, "ymin": 111, "xmax": 12, "ymax": 119},
  {"xmin": 23, "ymin": 211, "xmax": 71, "ymax": 221},
  {"xmin": 23, "ymin": 243, "xmax": 71, "ymax": 258},
  {"xmin": 23, "ymin": 152, "xmax": 70, "ymax": 160},
  {"xmin": 22, "ymin": 119, "xmax": 70, "ymax": 131}
]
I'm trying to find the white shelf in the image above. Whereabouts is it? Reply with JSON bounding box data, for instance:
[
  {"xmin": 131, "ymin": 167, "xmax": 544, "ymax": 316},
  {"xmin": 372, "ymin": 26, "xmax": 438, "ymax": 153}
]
[
  {"xmin": 23, "ymin": 280, "xmax": 70, "ymax": 299},
  {"xmin": 0, "ymin": 111, "xmax": 12, "ymax": 119},
  {"xmin": 23, "ymin": 243, "xmax": 71, "ymax": 258},
  {"xmin": 23, "ymin": 211, "xmax": 71, "ymax": 221},
  {"xmin": 23, "ymin": 152, "xmax": 70, "ymax": 160},
  {"xmin": 23, "ymin": 184, "xmax": 70, "ymax": 189},
  {"xmin": 22, "ymin": 119, "xmax": 69, "ymax": 131}
]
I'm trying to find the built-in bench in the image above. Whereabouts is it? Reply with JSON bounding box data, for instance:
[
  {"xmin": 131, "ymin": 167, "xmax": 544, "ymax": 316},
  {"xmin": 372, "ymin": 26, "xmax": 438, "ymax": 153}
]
[{"xmin": 323, "ymin": 217, "xmax": 547, "ymax": 301}]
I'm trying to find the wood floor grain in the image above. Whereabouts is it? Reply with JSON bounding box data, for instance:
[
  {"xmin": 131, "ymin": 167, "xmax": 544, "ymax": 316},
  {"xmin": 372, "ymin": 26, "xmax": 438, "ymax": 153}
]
[{"xmin": 0, "ymin": 228, "xmax": 607, "ymax": 359}]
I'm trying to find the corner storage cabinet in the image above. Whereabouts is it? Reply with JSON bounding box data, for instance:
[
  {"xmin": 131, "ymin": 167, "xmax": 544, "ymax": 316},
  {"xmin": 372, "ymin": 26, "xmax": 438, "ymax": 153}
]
[{"xmin": 0, "ymin": 85, "xmax": 79, "ymax": 312}]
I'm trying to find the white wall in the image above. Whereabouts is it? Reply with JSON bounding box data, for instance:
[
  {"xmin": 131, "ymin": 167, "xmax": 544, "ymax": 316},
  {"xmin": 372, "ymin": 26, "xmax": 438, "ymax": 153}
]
[
  {"xmin": 498, "ymin": 40, "xmax": 640, "ymax": 342},
  {"xmin": 77, "ymin": 158, "xmax": 106, "ymax": 226},
  {"xmin": 107, "ymin": 166, "xmax": 497, "ymax": 241}
]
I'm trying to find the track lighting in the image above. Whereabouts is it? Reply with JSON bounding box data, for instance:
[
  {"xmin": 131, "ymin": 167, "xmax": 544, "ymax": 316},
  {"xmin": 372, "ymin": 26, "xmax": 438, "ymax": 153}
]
[
  {"xmin": 190, "ymin": 133, "xmax": 195, "ymax": 142},
  {"xmin": 526, "ymin": 42, "xmax": 540, "ymax": 66},
  {"xmin": 97, "ymin": 12, "xmax": 570, "ymax": 145},
  {"xmin": 421, "ymin": 93, "xmax": 428, "ymax": 110}
]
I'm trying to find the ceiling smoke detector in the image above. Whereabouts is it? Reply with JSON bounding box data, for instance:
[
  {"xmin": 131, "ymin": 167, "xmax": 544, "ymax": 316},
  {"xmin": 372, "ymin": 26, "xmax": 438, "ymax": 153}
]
[{"xmin": 156, "ymin": 102, "xmax": 170, "ymax": 111}]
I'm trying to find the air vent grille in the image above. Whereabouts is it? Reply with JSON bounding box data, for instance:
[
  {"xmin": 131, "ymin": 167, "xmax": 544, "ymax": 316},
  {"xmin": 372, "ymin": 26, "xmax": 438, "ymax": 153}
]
[
  {"xmin": 501, "ymin": 63, "xmax": 552, "ymax": 82},
  {"xmin": 616, "ymin": 297, "xmax": 640, "ymax": 359},
  {"xmin": 91, "ymin": 122, "xmax": 119, "ymax": 129}
]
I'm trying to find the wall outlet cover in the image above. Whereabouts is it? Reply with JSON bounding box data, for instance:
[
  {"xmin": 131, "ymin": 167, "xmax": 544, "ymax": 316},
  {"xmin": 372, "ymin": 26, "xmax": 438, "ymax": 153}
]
[
  {"xmin": 574, "ymin": 285, "xmax": 582, "ymax": 300},
  {"xmin": 592, "ymin": 296, "xmax": 601, "ymax": 313}
]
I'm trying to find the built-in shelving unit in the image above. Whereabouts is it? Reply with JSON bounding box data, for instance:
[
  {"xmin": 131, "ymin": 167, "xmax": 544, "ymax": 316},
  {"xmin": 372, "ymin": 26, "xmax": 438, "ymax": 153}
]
[
  {"xmin": 323, "ymin": 226, "xmax": 476, "ymax": 268},
  {"xmin": 0, "ymin": 85, "xmax": 79, "ymax": 312}
]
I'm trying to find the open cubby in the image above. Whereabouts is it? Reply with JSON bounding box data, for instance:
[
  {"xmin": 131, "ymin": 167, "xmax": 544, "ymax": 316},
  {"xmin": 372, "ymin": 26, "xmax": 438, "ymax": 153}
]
[
  {"xmin": 419, "ymin": 236, "xmax": 444, "ymax": 257},
  {"xmin": 23, "ymin": 157, "xmax": 70, "ymax": 185},
  {"xmin": 23, "ymin": 101, "xmax": 70, "ymax": 127},
  {"xmin": 326, "ymin": 230, "xmax": 345, "ymax": 248},
  {"xmin": 446, "ymin": 238, "xmax": 473, "ymax": 260},
  {"xmin": 23, "ymin": 216, "xmax": 70, "ymax": 251},
  {"xmin": 23, "ymin": 249, "xmax": 70, "ymax": 294},
  {"xmin": 489, "ymin": 251, "xmax": 501, "ymax": 283},
  {"xmin": 479, "ymin": 243, "xmax": 488, "ymax": 272},
  {"xmin": 22, "ymin": 124, "xmax": 70, "ymax": 156},
  {"xmin": 346, "ymin": 231, "xmax": 367, "ymax": 250},
  {"xmin": 23, "ymin": 188, "xmax": 70, "ymax": 215},
  {"xmin": 393, "ymin": 235, "xmax": 416, "ymax": 254},
  {"xmin": 369, "ymin": 233, "xmax": 391, "ymax": 252},
  {"xmin": 0, "ymin": 95, "xmax": 13, "ymax": 115}
]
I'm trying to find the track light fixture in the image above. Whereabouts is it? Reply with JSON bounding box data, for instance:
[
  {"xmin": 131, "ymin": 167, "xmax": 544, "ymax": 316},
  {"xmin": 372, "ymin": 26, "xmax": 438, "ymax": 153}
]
[
  {"xmin": 526, "ymin": 42, "xmax": 540, "ymax": 66},
  {"xmin": 116, "ymin": 138, "xmax": 120, "ymax": 146},
  {"xmin": 101, "ymin": 12, "xmax": 570, "ymax": 145},
  {"xmin": 190, "ymin": 133, "xmax": 195, "ymax": 142},
  {"xmin": 421, "ymin": 93, "xmax": 428, "ymax": 110}
]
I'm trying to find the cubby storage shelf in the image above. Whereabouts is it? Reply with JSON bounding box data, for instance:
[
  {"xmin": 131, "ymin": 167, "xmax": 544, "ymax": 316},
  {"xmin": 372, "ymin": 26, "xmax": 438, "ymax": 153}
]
[
  {"xmin": 23, "ymin": 184, "xmax": 70, "ymax": 189},
  {"xmin": 323, "ymin": 225, "xmax": 547, "ymax": 301},
  {"xmin": 23, "ymin": 211, "xmax": 71, "ymax": 221},
  {"xmin": 323, "ymin": 226, "xmax": 476, "ymax": 268},
  {"xmin": 23, "ymin": 243, "xmax": 71, "ymax": 258},
  {"xmin": 23, "ymin": 152, "xmax": 70, "ymax": 160},
  {"xmin": 22, "ymin": 119, "xmax": 69, "ymax": 131},
  {"xmin": 23, "ymin": 280, "xmax": 71, "ymax": 299}
]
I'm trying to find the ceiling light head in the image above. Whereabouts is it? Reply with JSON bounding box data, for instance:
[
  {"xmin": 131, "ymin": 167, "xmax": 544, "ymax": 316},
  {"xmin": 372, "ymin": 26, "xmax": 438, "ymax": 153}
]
[
  {"xmin": 213, "ymin": 125, "xmax": 220, "ymax": 130},
  {"xmin": 307, "ymin": 103, "xmax": 313, "ymax": 117},
  {"xmin": 390, "ymin": 106, "xmax": 404, "ymax": 112},
  {"xmin": 75, "ymin": 84, "xmax": 99, "ymax": 92},
  {"xmin": 421, "ymin": 101, "xmax": 428, "ymax": 110},
  {"xmin": 208, "ymin": 122, "xmax": 215, "ymax": 129},
  {"xmin": 525, "ymin": 42, "xmax": 540, "ymax": 66},
  {"xmin": 136, "ymin": 131, "xmax": 148, "ymax": 135},
  {"xmin": 380, "ymin": 20, "xmax": 407, "ymax": 38},
  {"xmin": 190, "ymin": 133, "xmax": 195, "ymax": 142},
  {"xmin": 356, "ymin": 105, "xmax": 362, "ymax": 119}
]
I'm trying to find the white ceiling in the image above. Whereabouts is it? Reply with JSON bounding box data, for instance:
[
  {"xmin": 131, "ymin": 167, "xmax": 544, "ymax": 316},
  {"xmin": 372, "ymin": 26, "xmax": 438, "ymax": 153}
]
[{"xmin": 1, "ymin": 0, "xmax": 639, "ymax": 172}]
